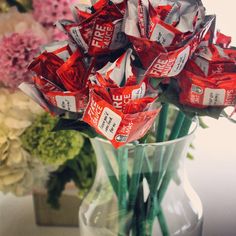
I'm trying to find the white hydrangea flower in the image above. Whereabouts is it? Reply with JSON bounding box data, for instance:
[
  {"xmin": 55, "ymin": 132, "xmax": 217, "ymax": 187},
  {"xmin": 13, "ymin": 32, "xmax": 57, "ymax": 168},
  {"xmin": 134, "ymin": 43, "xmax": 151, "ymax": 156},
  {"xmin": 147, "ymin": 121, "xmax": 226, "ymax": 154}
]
[{"xmin": 0, "ymin": 88, "xmax": 48, "ymax": 196}]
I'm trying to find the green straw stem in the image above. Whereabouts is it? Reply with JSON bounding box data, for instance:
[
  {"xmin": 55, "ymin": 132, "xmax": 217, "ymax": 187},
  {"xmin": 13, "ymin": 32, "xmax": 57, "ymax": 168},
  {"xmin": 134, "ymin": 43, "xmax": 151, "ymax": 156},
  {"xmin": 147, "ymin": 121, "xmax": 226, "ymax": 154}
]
[
  {"xmin": 145, "ymin": 111, "xmax": 186, "ymax": 236},
  {"xmin": 136, "ymin": 182, "xmax": 146, "ymax": 236},
  {"xmin": 157, "ymin": 111, "xmax": 186, "ymax": 189},
  {"xmin": 147, "ymin": 106, "xmax": 172, "ymax": 199},
  {"xmin": 145, "ymin": 150, "xmax": 168, "ymax": 235},
  {"xmin": 157, "ymin": 202, "xmax": 170, "ymax": 236},
  {"xmin": 157, "ymin": 116, "xmax": 193, "ymax": 208},
  {"xmin": 118, "ymin": 147, "xmax": 129, "ymax": 236},
  {"xmin": 178, "ymin": 116, "xmax": 193, "ymax": 138},
  {"xmin": 168, "ymin": 111, "xmax": 186, "ymax": 140},
  {"xmin": 143, "ymin": 153, "xmax": 152, "ymax": 184},
  {"xmin": 100, "ymin": 148, "xmax": 119, "ymax": 196},
  {"xmin": 128, "ymin": 146, "xmax": 145, "ymax": 211},
  {"xmin": 156, "ymin": 104, "xmax": 169, "ymax": 142},
  {"xmin": 146, "ymin": 196, "xmax": 170, "ymax": 236}
]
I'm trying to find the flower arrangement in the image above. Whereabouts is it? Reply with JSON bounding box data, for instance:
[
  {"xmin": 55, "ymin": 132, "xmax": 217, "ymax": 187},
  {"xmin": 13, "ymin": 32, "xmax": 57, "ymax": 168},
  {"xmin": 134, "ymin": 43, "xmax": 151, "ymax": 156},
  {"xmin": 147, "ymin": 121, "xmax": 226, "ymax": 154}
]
[
  {"xmin": 32, "ymin": 0, "xmax": 77, "ymax": 40},
  {"xmin": 0, "ymin": 88, "xmax": 46, "ymax": 195},
  {"xmin": 0, "ymin": 8, "xmax": 49, "ymax": 89},
  {"xmin": 21, "ymin": 113, "xmax": 84, "ymax": 166},
  {"xmin": 0, "ymin": 87, "xmax": 96, "ymax": 205},
  {"xmin": 0, "ymin": 2, "xmax": 96, "ymax": 207},
  {"xmin": 20, "ymin": 0, "xmax": 236, "ymax": 234}
]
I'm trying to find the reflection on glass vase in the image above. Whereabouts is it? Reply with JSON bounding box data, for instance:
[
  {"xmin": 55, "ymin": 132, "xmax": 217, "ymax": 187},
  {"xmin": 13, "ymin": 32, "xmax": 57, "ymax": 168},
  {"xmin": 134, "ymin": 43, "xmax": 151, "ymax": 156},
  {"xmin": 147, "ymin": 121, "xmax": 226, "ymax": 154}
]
[{"xmin": 79, "ymin": 120, "xmax": 203, "ymax": 236}]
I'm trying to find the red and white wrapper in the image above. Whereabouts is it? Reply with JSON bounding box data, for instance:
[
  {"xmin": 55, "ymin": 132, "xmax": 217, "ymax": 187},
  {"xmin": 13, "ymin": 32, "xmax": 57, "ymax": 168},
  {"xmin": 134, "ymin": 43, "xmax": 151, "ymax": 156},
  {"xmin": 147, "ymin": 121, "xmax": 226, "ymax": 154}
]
[
  {"xmin": 41, "ymin": 41, "xmax": 77, "ymax": 61},
  {"xmin": 57, "ymin": 1, "xmax": 127, "ymax": 56},
  {"xmin": 28, "ymin": 52, "xmax": 65, "ymax": 88},
  {"xmin": 34, "ymin": 76, "xmax": 88, "ymax": 113},
  {"xmin": 179, "ymin": 70, "xmax": 236, "ymax": 108},
  {"xmin": 71, "ymin": 0, "xmax": 126, "ymax": 23},
  {"xmin": 124, "ymin": 0, "xmax": 205, "ymax": 45},
  {"xmin": 190, "ymin": 43, "xmax": 236, "ymax": 77},
  {"xmin": 83, "ymin": 90, "xmax": 160, "ymax": 148},
  {"xmin": 56, "ymin": 50, "xmax": 88, "ymax": 91},
  {"xmin": 128, "ymin": 16, "xmax": 215, "ymax": 78},
  {"xmin": 90, "ymin": 49, "xmax": 158, "ymax": 112},
  {"xmin": 149, "ymin": 0, "xmax": 205, "ymax": 33},
  {"xmin": 91, "ymin": 49, "xmax": 136, "ymax": 87},
  {"xmin": 192, "ymin": 57, "xmax": 236, "ymax": 77},
  {"xmin": 216, "ymin": 31, "xmax": 232, "ymax": 48}
]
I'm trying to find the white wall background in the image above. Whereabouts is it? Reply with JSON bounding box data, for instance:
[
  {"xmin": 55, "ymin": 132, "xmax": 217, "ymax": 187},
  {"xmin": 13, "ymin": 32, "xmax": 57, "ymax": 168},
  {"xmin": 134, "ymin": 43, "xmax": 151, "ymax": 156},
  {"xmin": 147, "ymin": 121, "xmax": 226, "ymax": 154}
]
[
  {"xmin": 203, "ymin": 0, "xmax": 236, "ymax": 42},
  {"xmin": 187, "ymin": 0, "xmax": 236, "ymax": 236},
  {"xmin": 186, "ymin": 1, "xmax": 236, "ymax": 236}
]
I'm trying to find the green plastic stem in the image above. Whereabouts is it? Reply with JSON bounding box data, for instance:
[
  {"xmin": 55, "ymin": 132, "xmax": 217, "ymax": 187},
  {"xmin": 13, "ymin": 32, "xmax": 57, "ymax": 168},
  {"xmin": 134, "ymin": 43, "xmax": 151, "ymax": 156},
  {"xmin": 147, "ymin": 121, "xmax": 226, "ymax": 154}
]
[
  {"xmin": 118, "ymin": 147, "xmax": 128, "ymax": 236},
  {"xmin": 156, "ymin": 104, "xmax": 169, "ymax": 142},
  {"xmin": 100, "ymin": 148, "xmax": 119, "ymax": 196}
]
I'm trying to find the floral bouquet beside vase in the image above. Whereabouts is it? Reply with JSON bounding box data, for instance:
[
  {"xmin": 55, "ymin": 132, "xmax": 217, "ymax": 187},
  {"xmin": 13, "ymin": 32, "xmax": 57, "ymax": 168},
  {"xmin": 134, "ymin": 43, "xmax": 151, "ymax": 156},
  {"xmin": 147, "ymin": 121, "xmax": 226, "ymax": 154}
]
[
  {"xmin": 0, "ymin": 2, "xmax": 97, "ymax": 226},
  {"xmin": 19, "ymin": 0, "xmax": 236, "ymax": 235},
  {"xmin": 0, "ymin": 88, "xmax": 96, "ymax": 207}
]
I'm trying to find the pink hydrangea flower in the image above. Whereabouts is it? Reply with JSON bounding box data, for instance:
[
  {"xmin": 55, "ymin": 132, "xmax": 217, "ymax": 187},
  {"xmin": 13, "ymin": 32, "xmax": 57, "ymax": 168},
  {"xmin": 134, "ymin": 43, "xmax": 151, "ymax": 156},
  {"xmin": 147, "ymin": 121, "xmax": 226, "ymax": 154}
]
[
  {"xmin": 0, "ymin": 31, "xmax": 47, "ymax": 89},
  {"xmin": 32, "ymin": 0, "xmax": 78, "ymax": 40}
]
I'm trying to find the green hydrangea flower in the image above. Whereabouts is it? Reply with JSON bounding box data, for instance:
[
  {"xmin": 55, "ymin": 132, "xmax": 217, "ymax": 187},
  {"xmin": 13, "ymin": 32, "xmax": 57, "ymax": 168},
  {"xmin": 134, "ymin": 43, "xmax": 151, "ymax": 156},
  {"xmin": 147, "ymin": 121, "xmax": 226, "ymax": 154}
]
[{"xmin": 21, "ymin": 113, "xmax": 84, "ymax": 166}]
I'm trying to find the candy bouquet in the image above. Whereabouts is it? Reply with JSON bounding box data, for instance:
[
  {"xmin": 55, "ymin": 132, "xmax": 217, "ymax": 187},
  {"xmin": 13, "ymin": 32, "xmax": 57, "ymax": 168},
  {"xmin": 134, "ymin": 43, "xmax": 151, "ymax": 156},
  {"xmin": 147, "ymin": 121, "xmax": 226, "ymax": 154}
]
[{"xmin": 20, "ymin": 0, "xmax": 236, "ymax": 235}]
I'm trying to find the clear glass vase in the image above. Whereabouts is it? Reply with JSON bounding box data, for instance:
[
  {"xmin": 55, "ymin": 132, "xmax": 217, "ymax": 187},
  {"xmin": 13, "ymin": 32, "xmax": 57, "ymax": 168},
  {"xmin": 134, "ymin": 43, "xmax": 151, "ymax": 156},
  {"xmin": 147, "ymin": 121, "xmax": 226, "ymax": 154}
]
[{"xmin": 79, "ymin": 120, "xmax": 203, "ymax": 236}]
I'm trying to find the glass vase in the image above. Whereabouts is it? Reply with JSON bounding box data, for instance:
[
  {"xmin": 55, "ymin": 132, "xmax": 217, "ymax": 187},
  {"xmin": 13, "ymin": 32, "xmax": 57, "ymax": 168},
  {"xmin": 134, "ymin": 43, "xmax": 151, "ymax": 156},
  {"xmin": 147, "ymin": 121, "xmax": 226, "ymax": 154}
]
[{"xmin": 79, "ymin": 120, "xmax": 203, "ymax": 236}]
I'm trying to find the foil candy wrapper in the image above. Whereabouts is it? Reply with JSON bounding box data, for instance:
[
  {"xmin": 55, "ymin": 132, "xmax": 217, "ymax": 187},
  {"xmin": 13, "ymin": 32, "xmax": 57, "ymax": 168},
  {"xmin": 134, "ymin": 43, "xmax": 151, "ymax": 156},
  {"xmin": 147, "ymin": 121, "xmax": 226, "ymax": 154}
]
[
  {"xmin": 90, "ymin": 49, "xmax": 158, "ymax": 112},
  {"xmin": 82, "ymin": 90, "xmax": 160, "ymax": 148},
  {"xmin": 178, "ymin": 70, "xmax": 236, "ymax": 108},
  {"xmin": 57, "ymin": 1, "xmax": 127, "ymax": 56},
  {"xmin": 178, "ymin": 31, "xmax": 236, "ymax": 108}
]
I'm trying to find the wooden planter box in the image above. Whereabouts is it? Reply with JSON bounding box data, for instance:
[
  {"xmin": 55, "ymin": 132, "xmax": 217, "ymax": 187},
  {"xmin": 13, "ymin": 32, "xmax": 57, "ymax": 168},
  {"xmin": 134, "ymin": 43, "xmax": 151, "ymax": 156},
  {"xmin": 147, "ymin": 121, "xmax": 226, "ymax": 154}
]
[{"xmin": 33, "ymin": 185, "xmax": 82, "ymax": 227}]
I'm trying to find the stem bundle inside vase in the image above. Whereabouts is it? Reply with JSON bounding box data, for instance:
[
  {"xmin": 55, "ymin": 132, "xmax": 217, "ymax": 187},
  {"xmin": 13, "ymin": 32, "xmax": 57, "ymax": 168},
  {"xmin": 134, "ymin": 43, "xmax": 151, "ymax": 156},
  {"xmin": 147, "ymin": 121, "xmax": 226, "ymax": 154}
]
[{"xmin": 98, "ymin": 105, "xmax": 194, "ymax": 236}]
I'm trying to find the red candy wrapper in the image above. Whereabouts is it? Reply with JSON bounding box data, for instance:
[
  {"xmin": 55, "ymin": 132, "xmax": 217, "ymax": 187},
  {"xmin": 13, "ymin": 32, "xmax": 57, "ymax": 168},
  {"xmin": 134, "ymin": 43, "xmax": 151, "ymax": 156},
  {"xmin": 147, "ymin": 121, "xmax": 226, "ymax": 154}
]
[
  {"xmin": 123, "ymin": 0, "xmax": 210, "ymax": 79},
  {"xmin": 58, "ymin": 1, "xmax": 127, "ymax": 56},
  {"xmin": 56, "ymin": 50, "xmax": 87, "ymax": 91},
  {"xmin": 192, "ymin": 57, "xmax": 236, "ymax": 77},
  {"xmin": 128, "ymin": 16, "xmax": 215, "ymax": 78},
  {"xmin": 28, "ymin": 42, "xmax": 93, "ymax": 113},
  {"xmin": 91, "ymin": 49, "xmax": 136, "ymax": 87},
  {"xmin": 41, "ymin": 41, "xmax": 77, "ymax": 61},
  {"xmin": 44, "ymin": 90, "xmax": 88, "ymax": 113},
  {"xmin": 34, "ymin": 76, "xmax": 88, "ymax": 113},
  {"xmin": 190, "ymin": 42, "xmax": 236, "ymax": 77},
  {"xmin": 179, "ymin": 70, "xmax": 236, "ymax": 108},
  {"xmin": 90, "ymin": 49, "xmax": 158, "ymax": 112},
  {"xmin": 28, "ymin": 52, "xmax": 65, "ymax": 88},
  {"xmin": 83, "ymin": 90, "xmax": 160, "ymax": 148},
  {"xmin": 216, "ymin": 31, "xmax": 232, "ymax": 48}
]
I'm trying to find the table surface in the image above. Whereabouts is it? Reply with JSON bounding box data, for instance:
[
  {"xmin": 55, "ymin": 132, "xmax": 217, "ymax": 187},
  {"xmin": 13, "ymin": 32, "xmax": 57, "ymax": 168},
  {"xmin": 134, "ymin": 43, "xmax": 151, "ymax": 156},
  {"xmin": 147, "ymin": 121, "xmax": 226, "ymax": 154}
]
[{"xmin": 0, "ymin": 117, "xmax": 236, "ymax": 236}]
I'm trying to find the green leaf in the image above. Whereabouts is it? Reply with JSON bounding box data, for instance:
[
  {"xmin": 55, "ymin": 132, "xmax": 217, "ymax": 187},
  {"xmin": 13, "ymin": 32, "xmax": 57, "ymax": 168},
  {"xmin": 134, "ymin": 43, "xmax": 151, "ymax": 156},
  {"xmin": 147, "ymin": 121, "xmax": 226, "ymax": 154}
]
[
  {"xmin": 187, "ymin": 152, "xmax": 194, "ymax": 160},
  {"xmin": 53, "ymin": 119, "xmax": 97, "ymax": 138},
  {"xmin": 159, "ymin": 79, "xmax": 225, "ymax": 119},
  {"xmin": 199, "ymin": 117, "xmax": 209, "ymax": 129},
  {"xmin": 149, "ymin": 78, "xmax": 163, "ymax": 89}
]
